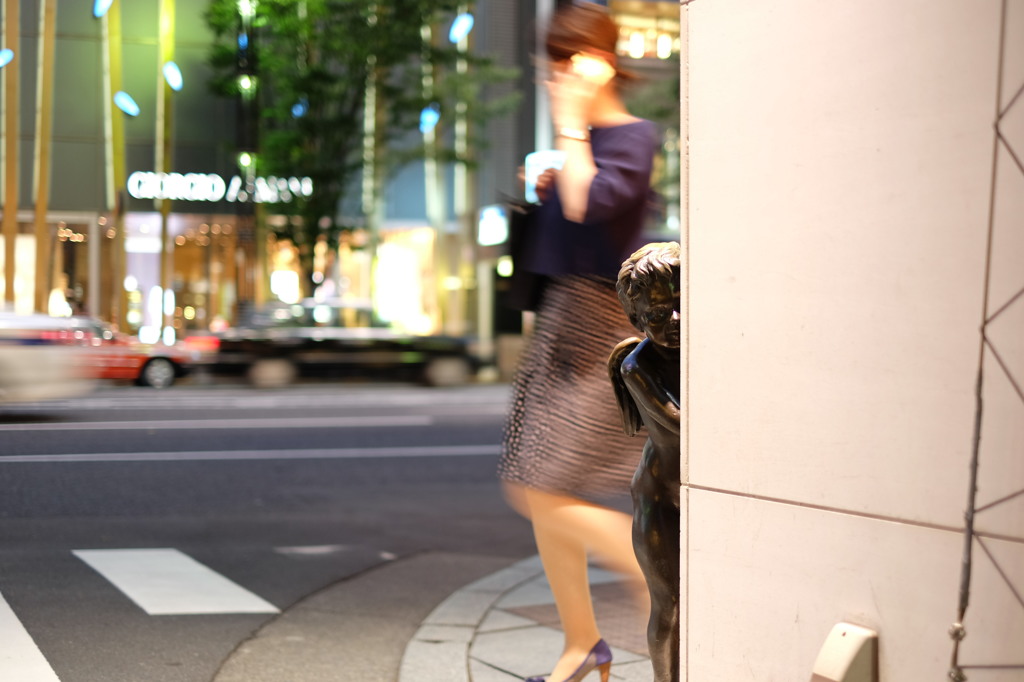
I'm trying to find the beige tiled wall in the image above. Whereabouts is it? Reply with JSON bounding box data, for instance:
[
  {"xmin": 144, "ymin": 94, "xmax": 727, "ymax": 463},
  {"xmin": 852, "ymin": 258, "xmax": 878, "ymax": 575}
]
[
  {"xmin": 682, "ymin": 0, "xmax": 1023, "ymax": 678},
  {"xmin": 687, "ymin": 491, "xmax": 962, "ymax": 680}
]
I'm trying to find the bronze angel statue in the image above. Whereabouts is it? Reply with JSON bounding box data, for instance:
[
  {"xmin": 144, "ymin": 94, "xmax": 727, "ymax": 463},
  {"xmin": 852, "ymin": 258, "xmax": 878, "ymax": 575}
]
[{"xmin": 608, "ymin": 241, "xmax": 681, "ymax": 682}]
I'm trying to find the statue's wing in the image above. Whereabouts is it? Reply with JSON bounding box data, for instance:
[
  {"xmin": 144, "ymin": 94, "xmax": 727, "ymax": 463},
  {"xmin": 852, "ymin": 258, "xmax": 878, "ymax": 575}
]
[{"xmin": 608, "ymin": 337, "xmax": 644, "ymax": 437}]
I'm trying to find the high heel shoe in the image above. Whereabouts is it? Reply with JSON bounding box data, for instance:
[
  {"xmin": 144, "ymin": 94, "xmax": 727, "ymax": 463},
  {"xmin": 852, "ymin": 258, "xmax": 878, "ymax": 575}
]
[{"xmin": 525, "ymin": 639, "xmax": 612, "ymax": 682}]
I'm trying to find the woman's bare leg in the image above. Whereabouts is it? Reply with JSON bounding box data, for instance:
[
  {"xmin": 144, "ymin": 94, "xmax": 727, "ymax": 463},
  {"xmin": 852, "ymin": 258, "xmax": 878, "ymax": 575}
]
[{"xmin": 516, "ymin": 485, "xmax": 649, "ymax": 681}]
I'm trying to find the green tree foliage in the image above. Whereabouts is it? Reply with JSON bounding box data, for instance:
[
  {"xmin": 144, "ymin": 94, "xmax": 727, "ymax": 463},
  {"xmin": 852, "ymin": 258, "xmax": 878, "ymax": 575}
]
[{"xmin": 205, "ymin": 0, "xmax": 519, "ymax": 296}]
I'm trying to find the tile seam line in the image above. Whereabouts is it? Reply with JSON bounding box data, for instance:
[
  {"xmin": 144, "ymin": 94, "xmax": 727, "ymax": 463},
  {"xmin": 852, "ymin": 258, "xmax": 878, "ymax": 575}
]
[
  {"xmin": 402, "ymin": 564, "xmax": 543, "ymax": 682},
  {"xmin": 461, "ymin": 561, "xmax": 547, "ymax": 642},
  {"xmin": 687, "ymin": 483, "xmax": 1022, "ymax": 544}
]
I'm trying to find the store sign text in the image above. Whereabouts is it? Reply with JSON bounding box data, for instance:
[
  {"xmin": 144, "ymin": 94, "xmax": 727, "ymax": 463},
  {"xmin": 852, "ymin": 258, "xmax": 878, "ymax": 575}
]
[{"xmin": 127, "ymin": 171, "xmax": 314, "ymax": 204}]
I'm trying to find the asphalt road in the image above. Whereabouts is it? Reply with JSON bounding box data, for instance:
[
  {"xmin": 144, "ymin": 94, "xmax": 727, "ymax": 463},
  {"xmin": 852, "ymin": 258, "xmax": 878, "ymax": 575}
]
[{"xmin": 0, "ymin": 381, "xmax": 536, "ymax": 682}]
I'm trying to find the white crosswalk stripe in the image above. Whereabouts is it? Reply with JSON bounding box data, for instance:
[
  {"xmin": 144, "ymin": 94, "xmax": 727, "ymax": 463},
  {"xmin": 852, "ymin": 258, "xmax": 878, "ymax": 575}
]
[
  {"xmin": 1, "ymin": 547, "xmax": 286, "ymax": 678},
  {"xmin": 0, "ymin": 592, "xmax": 62, "ymax": 681},
  {"xmin": 73, "ymin": 548, "xmax": 280, "ymax": 616}
]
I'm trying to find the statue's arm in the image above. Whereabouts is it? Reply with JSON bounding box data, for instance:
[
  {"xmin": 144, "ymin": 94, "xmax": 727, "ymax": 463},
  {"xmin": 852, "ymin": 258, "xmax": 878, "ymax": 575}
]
[
  {"xmin": 608, "ymin": 338, "xmax": 644, "ymax": 436},
  {"xmin": 621, "ymin": 355, "xmax": 680, "ymax": 434}
]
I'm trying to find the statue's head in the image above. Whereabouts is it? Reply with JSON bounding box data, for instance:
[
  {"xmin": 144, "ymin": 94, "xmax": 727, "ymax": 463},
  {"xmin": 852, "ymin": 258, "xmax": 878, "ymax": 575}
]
[{"xmin": 616, "ymin": 242, "xmax": 681, "ymax": 348}]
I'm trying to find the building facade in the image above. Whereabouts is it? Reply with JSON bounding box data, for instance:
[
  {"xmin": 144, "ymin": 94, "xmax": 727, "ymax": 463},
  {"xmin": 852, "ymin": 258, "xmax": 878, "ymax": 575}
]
[{"xmin": 0, "ymin": 0, "xmax": 680, "ymax": 348}]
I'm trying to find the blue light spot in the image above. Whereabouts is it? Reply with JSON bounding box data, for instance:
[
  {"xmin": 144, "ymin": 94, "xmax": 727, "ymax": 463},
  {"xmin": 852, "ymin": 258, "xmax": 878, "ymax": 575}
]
[
  {"xmin": 162, "ymin": 61, "xmax": 183, "ymax": 91},
  {"xmin": 93, "ymin": 0, "xmax": 115, "ymax": 18},
  {"xmin": 419, "ymin": 104, "xmax": 440, "ymax": 133},
  {"xmin": 448, "ymin": 13, "xmax": 474, "ymax": 44},
  {"xmin": 113, "ymin": 91, "xmax": 140, "ymax": 117},
  {"xmin": 291, "ymin": 97, "xmax": 308, "ymax": 118},
  {"xmin": 237, "ymin": 33, "xmax": 248, "ymax": 51},
  {"xmin": 0, "ymin": 49, "xmax": 13, "ymax": 69}
]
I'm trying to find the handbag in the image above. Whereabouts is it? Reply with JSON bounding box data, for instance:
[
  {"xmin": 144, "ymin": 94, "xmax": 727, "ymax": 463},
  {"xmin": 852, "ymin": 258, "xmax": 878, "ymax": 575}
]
[{"xmin": 504, "ymin": 199, "xmax": 548, "ymax": 312}]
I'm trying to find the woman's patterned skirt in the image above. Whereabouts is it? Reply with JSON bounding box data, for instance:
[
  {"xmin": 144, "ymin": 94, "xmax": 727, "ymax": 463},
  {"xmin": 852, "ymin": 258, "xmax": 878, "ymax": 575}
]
[{"xmin": 498, "ymin": 275, "xmax": 644, "ymax": 509}]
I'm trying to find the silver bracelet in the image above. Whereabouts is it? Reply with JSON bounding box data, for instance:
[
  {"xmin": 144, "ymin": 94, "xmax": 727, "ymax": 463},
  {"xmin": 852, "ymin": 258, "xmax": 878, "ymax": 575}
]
[{"xmin": 557, "ymin": 127, "xmax": 590, "ymax": 142}]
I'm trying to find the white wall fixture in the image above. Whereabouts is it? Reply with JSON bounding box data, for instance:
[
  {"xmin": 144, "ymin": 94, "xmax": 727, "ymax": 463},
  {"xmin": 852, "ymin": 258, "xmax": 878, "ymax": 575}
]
[{"xmin": 810, "ymin": 623, "xmax": 878, "ymax": 682}]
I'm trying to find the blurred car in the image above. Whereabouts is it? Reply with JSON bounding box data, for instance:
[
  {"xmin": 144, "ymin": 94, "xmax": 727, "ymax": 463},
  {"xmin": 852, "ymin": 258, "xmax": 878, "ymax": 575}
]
[
  {"xmin": 66, "ymin": 317, "xmax": 192, "ymax": 389},
  {"xmin": 184, "ymin": 300, "xmax": 479, "ymax": 388},
  {"xmin": 0, "ymin": 311, "xmax": 96, "ymax": 403}
]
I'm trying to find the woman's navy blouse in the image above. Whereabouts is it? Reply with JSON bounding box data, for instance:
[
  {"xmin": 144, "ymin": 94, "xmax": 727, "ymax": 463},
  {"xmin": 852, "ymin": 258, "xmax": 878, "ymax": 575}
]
[{"xmin": 524, "ymin": 119, "xmax": 659, "ymax": 281}]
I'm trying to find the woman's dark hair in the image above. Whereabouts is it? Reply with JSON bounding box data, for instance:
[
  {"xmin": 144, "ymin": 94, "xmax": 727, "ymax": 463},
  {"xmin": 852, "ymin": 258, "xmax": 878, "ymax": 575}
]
[
  {"xmin": 545, "ymin": 3, "xmax": 635, "ymax": 81},
  {"xmin": 546, "ymin": 3, "xmax": 617, "ymax": 61}
]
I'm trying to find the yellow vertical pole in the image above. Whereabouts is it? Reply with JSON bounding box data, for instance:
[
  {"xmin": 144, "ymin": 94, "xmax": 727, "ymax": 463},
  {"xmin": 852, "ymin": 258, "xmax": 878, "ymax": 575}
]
[
  {"xmin": 255, "ymin": 202, "xmax": 268, "ymax": 306},
  {"xmin": 452, "ymin": 3, "xmax": 474, "ymax": 338},
  {"xmin": 361, "ymin": 43, "xmax": 380, "ymax": 309},
  {"xmin": 32, "ymin": 0, "xmax": 57, "ymax": 314},
  {"xmin": 421, "ymin": 22, "xmax": 447, "ymax": 332},
  {"xmin": 1, "ymin": 0, "xmax": 19, "ymax": 306},
  {"xmin": 156, "ymin": 0, "xmax": 175, "ymax": 341},
  {"xmin": 102, "ymin": 0, "xmax": 127, "ymax": 329}
]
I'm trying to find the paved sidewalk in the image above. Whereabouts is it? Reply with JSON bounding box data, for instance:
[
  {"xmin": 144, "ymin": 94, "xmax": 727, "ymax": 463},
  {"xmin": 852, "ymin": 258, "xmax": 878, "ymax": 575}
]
[
  {"xmin": 399, "ymin": 556, "xmax": 652, "ymax": 682},
  {"xmin": 211, "ymin": 553, "xmax": 651, "ymax": 682}
]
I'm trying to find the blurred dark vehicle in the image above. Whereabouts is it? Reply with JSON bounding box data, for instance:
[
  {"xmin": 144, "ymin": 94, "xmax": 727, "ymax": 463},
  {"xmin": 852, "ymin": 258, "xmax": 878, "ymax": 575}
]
[
  {"xmin": 0, "ymin": 311, "xmax": 95, "ymax": 403},
  {"xmin": 67, "ymin": 317, "xmax": 192, "ymax": 389},
  {"xmin": 184, "ymin": 300, "xmax": 479, "ymax": 388}
]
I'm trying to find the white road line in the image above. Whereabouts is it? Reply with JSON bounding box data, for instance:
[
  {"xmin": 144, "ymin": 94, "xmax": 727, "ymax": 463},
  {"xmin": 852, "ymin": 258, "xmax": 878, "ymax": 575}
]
[
  {"xmin": 0, "ymin": 415, "xmax": 433, "ymax": 432},
  {"xmin": 0, "ymin": 444, "xmax": 501, "ymax": 463},
  {"xmin": 8, "ymin": 386, "xmax": 511, "ymax": 412},
  {"xmin": 0, "ymin": 592, "xmax": 62, "ymax": 681},
  {"xmin": 273, "ymin": 544, "xmax": 351, "ymax": 556},
  {"xmin": 72, "ymin": 549, "xmax": 279, "ymax": 616}
]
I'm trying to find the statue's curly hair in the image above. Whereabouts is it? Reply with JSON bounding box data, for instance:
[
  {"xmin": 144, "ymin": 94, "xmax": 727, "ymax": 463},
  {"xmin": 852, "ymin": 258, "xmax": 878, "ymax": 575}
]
[{"xmin": 615, "ymin": 242, "xmax": 681, "ymax": 329}]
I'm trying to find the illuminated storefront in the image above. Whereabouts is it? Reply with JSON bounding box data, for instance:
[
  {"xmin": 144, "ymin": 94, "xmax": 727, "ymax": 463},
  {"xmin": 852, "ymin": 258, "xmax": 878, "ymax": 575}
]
[
  {"xmin": 263, "ymin": 220, "xmax": 442, "ymax": 335},
  {"xmin": 123, "ymin": 211, "xmax": 239, "ymax": 342},
  {"xmin": 609, "ymin": 0, "xmax": 681, "ymax": 62},
  {"xmin": 0, "ymin": 208, "xmax": 245, "ymax": 338},
  {"xmin": 609, "ymin": 0, "xmax": 682, "ymax": 239},
  {"xmin": 0, "ymin": 212, "xmax": 102, "ymax": 317},
  {"xmin": 0, "ymin": 194, "xmax": 450, "ymax": 342}
]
